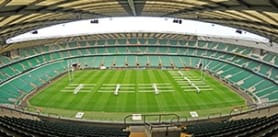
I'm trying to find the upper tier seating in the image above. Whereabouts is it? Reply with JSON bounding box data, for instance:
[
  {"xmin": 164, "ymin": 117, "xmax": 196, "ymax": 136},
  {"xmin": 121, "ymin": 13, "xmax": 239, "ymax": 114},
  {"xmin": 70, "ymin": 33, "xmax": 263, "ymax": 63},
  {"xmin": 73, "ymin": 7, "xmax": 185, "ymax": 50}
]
[{"xmin": 0, "ymin": 39, "xmax": 275, "ymax": 66}]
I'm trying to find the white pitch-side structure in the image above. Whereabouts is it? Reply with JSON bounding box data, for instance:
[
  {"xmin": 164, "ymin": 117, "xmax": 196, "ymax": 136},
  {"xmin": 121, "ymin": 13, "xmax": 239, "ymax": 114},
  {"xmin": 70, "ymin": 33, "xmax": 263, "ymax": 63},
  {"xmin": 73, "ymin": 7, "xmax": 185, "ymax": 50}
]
[
  {"xmin": 114, "ymin": 84, "xmax": 120, "ymax": 95},
  {"xmin": 74, "ymin": 84, "xmax": 84, "ymax": 94},
  {"xmin": 184, "ymin": 76, "xmax": 200, "ymax": 93},
  {"xmin": 178, "ymin": 71, "xmax": 184, "ymax": 76},
  {"xmin": 153, "ymin": 83, "xmax": 159, "ymax": 94}
]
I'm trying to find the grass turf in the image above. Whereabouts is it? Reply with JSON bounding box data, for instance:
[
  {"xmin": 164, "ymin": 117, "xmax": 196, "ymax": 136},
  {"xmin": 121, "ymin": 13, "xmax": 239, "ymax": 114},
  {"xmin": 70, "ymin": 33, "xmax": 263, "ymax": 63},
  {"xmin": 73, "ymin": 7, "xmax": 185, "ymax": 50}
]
[{"xmin": 28, "ymin": 69, "xmax": 246, "ymax": 121}]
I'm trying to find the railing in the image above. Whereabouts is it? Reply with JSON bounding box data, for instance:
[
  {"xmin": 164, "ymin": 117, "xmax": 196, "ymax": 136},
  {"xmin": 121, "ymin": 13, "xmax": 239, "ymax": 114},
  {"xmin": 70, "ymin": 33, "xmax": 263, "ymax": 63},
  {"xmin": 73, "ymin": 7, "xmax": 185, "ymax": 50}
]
[
  {"xmin": 123, "ymin": 113, "xmax": 180, "ymax": 126},
  {"xmin": 0, "ymin": 102, "xmax": 276, "ymax": 126}
]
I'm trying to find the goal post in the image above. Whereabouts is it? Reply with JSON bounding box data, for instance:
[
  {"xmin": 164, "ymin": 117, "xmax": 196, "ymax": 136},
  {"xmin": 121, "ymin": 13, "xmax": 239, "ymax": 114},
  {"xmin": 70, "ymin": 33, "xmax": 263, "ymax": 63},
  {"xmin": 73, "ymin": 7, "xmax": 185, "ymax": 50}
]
[
  {"xmin": 67, "ymin": 60, "xmax": 73, "ymax": 83},
  {"xmin": 200, "ymin": 59, "xmax": 206, "ymax": 81},
  {"xmin": 67, "ymin": 60, "xmax": 76, "ymax": 83}
]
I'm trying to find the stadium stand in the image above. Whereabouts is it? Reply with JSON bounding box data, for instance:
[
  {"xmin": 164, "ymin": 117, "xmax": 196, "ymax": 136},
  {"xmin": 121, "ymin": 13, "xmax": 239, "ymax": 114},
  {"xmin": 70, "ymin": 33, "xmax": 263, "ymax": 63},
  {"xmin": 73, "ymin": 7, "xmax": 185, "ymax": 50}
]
[
  {"xmin": 0, "ymin": 116, "xmax": 129, "ymax": 137},
  {"xmin": 0, "ymin": 61, "xmax": 66, "ymax": 104},
  {"xmin": 0, "ymin": 56, "xmax": 11, "ymax": 65},
  {"xmin": 0, "ymin": 35, "xmax": 277, "ymax": 137},
  {"xmin": 0, "ymin": 38, "xmax": 278, "ymax": 103},
  {"xmin": 0, "ymin": 0, "xmax": 277, "ymax": 136},
  {"xmin": 183, "ymin": 114, "xmax": 278, "ymax": 137}
]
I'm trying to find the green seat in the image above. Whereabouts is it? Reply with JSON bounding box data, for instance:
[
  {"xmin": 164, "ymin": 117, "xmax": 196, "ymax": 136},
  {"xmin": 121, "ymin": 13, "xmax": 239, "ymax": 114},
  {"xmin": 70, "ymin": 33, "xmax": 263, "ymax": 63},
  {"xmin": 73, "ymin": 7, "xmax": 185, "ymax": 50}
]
[
  {"xmin": 216, "ymin": 43, "xmax": 227, "ymax": 51},
  {"xmin": 117, "ymin": 39, "xmax": 126, "ymax": 44},
  {"xmin": 117, "ymin": 47, "xmax": 127, "ymax": 53},
  {"xmin": 169, "ymin": 40, "xmax": 177, "ymax": 45},
  {"xmin": 160, "ymin": 56, "xmax": 171, "ymax": 66},
  {"xmin": 148, "ymin": 39, "xmax": 157, "ymax": 44},
  {"xmin": 263, "ymin": 53, "xmax": 275, "ymax": 62},
  {"xmin": 107, "ymin": 39, "xmax": 116, "ymax": 45},
  {"xmin": 159, "ymin": 47, "xmax": 168, "ymax": 53},
  {"xmin": 178, "ymin": 40, "xmax": 186, "ymax": 46},
  {"xmin": 207, "ymin": 42, "xmax": 217, "ymax": 49},
  {"xmin": 230, "ymin": 71, "xmax": 250, "ymax": 82},
  {"xmin": 103, "ymin": 56, "xmax": 114, "ymax": 67},
  {"xmin": 267, "ymin": 91, "xmax": 278, "ymax": 100},
  {"xmin": 88, "ymin": 40, "xmax": 96, "ymax": 46},
  {"xmin": 96, "ymin": 40, "xmax": 105, "ymax": 45},
  {"xmin": 79, "ymin": 41, "xmax": 87, "ymax": 47},
  {"xmin": 172, "ymin": 56, "xmax": 183, "ymax": 67},
  {"xmin": 188, "ymin": 41, "xmax": 196, "ymax": 47},
  {"xmin": 159, "ymin": 39, "xmax": 167, "ymax": 45},
  {"xmin": 147, "ymin": 47, "xmax": 157, "ymax": 53},
  {"xmin": 137, "ymin": 56, "xmax": 147, "ymax": 66},
  {"xmin": 0, "ymin": 73, "xmax": 7, "ymax": 82},
  {"xmin": 138, "ymin": 38, "xmax": 146, "ymax": 45},
  {"xmin": 0, "ymin": 56, "xmax": 11, "ymax": 65},
  {"xmin": 1, "ymin": 67, "xmax": 15, "ymax": 77},
  {"xmin": 241, "ymin": 75, "xmax": 262, "ymax": 89},
  {"xmin": 271, "ymin": 68, "xmax": 278, "ymax": 81},
  {"xmin": 96, "ymin": 48, "xmax": 106, "ymax": 54},
  {"xmin": 126, "ymin": 56, "xmax": 136, "ymax": 66},
  {"xmin": 70, "ymin": 50, "xmax": 80, "ymax": 56},
  {"xmin": 197, "ymin": 41, "xmax": 206, "ymax": 48},
  {"xmin": 128, "ymin": 39, "xmax": 137, "ymax": 44},
  {"xmin": 93, "ymin": 56, "xmax": 102, "ymax": 67},
  {"xmin": 255, "ymin": 85, "xmax": 277, "ymax": 97},
  {"xmin": 128, "ymin": 47, "xmax": 139, "ymax": 53},
  {"xmin": 114, "ymin": 56, "xmax": 126, "ymax": 67},
  {"xmin": 149, "ymin": 56, "xmax": 160, "ymax": 66},
  {"xmin": 68, "ymin": 42, "xmax": 77, "ymax": 48}
]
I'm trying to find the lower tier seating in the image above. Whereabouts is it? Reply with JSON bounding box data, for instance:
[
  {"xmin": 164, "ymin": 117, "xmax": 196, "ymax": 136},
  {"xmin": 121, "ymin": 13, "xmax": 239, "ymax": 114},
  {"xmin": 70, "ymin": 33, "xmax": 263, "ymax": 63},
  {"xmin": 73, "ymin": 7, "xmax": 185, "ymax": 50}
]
[
  {"xmin": 0, "ymin": 56, "xmax": 277, "ymax": 105},
  {"xmin": 205, "ymin": 59, "xmax": 278, "ymax": 103},
  {"xmin": 0, "ymin": 116, "xmax": 129, "ymax": 137},
  {"xmin": 1, "ymin": 46, "xmax": 277, "ymax": 83},
  {"xmin": 0, "ymin": 61, "xmax": 67, "ymax": 104},
  {"xmin": 183, "ymin": 114, "xmax": 278, "ymax": 137}
]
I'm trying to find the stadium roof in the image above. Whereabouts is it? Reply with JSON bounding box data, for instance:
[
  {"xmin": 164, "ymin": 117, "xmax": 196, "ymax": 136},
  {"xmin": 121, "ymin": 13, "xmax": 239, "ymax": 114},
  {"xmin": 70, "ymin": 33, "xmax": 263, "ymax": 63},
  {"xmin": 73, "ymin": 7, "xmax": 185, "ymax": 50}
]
[{"xmin": 0, "ymin": 0, "xmax": 277, "ymax": 46}]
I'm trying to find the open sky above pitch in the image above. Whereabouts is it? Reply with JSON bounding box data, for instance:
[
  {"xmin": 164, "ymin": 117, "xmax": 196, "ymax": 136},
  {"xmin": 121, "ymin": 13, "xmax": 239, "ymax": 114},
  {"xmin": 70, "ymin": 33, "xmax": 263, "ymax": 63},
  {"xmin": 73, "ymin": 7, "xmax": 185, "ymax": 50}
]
[{"xmin": 7, "ymin": 17, "xmax": 268, "ymax": 43}]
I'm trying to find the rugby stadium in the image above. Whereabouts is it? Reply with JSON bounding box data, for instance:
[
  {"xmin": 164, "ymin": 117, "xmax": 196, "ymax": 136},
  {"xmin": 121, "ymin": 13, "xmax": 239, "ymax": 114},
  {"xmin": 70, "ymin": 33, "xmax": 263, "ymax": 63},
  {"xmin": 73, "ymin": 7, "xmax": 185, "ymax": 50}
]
[{"xmin": 0, "ymin": 1, "xmax": 277, "ymax": 137}]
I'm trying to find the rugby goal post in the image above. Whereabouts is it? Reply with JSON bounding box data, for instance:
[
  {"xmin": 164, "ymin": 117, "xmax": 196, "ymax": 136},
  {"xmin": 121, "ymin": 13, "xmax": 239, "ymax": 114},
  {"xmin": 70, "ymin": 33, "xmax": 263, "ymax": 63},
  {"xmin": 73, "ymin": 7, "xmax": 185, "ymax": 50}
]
[{"xmin": 67, "ymin": 60, "xmax": 73, "ymax": 83}]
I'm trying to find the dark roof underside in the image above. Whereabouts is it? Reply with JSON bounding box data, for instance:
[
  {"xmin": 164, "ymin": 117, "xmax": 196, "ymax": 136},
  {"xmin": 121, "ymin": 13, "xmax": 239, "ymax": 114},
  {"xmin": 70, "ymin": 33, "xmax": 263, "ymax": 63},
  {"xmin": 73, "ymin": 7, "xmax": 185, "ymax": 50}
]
[{"xmin": 0, "ymin": 0, "xmax": 277, "ymax": 46}]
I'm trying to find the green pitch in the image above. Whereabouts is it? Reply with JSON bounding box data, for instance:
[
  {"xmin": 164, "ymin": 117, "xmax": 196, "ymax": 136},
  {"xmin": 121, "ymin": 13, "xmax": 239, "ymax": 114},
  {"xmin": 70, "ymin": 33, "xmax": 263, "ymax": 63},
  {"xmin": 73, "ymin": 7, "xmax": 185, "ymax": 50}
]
[{"xmin": 28, "ymin": 69, "xmax": 246, "ymax": 121}]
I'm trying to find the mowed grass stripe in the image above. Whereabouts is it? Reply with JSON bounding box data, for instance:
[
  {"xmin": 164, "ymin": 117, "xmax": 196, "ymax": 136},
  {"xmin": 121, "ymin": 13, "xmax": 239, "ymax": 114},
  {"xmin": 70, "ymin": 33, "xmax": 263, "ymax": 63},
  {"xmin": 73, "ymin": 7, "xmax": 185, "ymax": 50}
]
[
  {"xmin": 154, "ymin": 71, "xmax": 171, "ymax": 111},
  {"xmin": 154, "ymin": 70, "xmax": 180, "ymax": 111},
  {"xmin": 74, "ymin": 70, "xmax": 99, "ymax": 110},
  {"xmin": 91, "ymin": 70, "xmax": 114, "ymax": 111},
  {"xmin": 144, "ymin": 70, "xmax": 157, "ymax": 112},
  {"xmin": 147, "ymin": 70, "xmax": 162, "ymax": 111},
  {"xmin": 189, "ymin": 70, "xmax": 244, "ymax": 108},
  {"xmin": 81, "ymin": 70, "xmax": 106, "ymax": 110},
  {"xmin": 98, "ymin": 70, "xmax": 120, "ymax": 111},
  {"xmin": 57, "ymin": 70, "xmax": 97, "ymax": 110},
  {"xmin": 194, "ymin": 70, "xmax": 245, "ymax": 104},
  {"xmin": 107, "ymin": 70, "xmax": 127, "ymax": 112},
  {"xmin": 186, "ymin": 70, "xmax": 218, "ymax": 110},
  {"xmin": 124, "ymin": 70, "xmax": 136, "ymax": 112},
  {"xmin": 28, "ymin": 69, "xmax": 246, "ymax": 115},
  {"xmin": 165, "ymin": 71, "xmax": 191, "ymax": 109},
  {"xmin": 137, "ymin": 72, "xmax": 148, "ymax": 112},
  {"xmin": 29, "ymin": 74, "xmax": 68, "ymax": 107}
]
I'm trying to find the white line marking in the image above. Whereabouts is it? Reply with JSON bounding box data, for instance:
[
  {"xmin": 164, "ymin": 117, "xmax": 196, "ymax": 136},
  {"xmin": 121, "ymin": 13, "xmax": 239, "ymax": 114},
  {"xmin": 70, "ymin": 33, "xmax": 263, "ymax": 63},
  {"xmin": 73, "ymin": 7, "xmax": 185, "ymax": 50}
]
[{"xmin": 61, "ymin": 90, "xmax": 91, "ymax": 92}]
